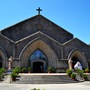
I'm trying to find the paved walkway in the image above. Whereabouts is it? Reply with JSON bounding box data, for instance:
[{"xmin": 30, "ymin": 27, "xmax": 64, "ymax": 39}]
[
  {"xmin": 0, "ymin": 81, "xmax": 90, "ymax": 90},
  {"xmin": 0, "ymin": 73, "xmax": 90, "ymax": 90},
  {"xmin": 19, "ymin": 73, "xmax": 67, "ymax": 75},
  {"xmin": 2, "ymin": 75, "xmax": 11, "ymax": 83}
]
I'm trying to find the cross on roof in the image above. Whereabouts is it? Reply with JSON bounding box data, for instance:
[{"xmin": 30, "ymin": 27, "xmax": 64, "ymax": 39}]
[{"xmin": 36, "ymin": 7, "xmax": 42, "ymax": 15}]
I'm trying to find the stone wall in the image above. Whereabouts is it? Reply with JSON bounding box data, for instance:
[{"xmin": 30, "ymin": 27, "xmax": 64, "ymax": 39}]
[
  {"xmin": 63, "ymin": 38, "xmax": 89, "ymax": 60},
  {"xmin": 15, "ymin": 32, "xmax": 62, "ymax": 60},
  {"xmin": 1, "ymin": 15, "xmax": 73, "ymax": 44},
  {"xmin": 0, "ymin": 34, "xmax": 14, "ymax": 57},
  {"xmin": 89, "ymin": 45, "xmax": 90, "ymax": 59},
  {"xmin": 88, "ymin": 45, "xmax": 90, "ymax": 68}
]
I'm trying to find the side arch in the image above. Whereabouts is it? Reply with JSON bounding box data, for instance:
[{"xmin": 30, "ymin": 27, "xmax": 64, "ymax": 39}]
[
  {"xmin": 20, "ymin": 40, "xmax": 58, "ymax": 68},
  {"xmin": 0, "ymin": 46, "xmax": 7, "ymax": 68},
  {"xmin": 68, "ymin": 49, "xmax": 88, "ymax": 69}
]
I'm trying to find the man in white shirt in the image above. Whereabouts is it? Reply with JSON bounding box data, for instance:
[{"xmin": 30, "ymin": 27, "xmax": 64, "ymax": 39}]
[{"xmin": 74, "ymin": 61, "xmax": 82, "ymax": 70}]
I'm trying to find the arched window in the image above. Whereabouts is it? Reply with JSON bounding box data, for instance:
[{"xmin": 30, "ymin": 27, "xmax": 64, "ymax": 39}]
[{"xmin": 30, "ymin": 50, "xmax": 47, "ymax": 61}]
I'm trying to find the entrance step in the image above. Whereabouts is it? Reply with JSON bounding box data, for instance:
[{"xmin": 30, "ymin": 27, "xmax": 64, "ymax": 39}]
[{"xmin": 11, "ymin": 73, "xmax": 77, "ymax": 84}]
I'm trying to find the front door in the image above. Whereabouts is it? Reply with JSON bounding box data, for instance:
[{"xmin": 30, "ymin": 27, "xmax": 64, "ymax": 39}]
[
  {"xmin": 33, "ymin": 62, "xmax": 43, "ymax": 73},
  {"xmin": 29, "ymin": 49, "xmax": 47, "ymax": 73}
]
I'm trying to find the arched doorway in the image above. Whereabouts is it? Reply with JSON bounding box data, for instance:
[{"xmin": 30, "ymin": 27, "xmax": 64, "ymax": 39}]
[
  {"xmin": 0, "ymin": 47, "xmax": 7, "ymax": 68},
  {"xmin": 29, "ymin": 50, "xmax": 47, "ymax": 73},
  {"xmin": 20, "ymin": 40, "xmax": 58, "ymax": 70},
  {"xmin": 68, "ymin": 49, "xmax": 88, "ymax": 69},
  {"xmin": 0, "ymin": 56, "xmax": 2, "ymax": 68}
]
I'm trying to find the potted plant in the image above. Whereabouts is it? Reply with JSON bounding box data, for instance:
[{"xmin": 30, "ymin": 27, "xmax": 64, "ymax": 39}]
[
  {"xmin": 66, "ymin": 69, "xmax": 73, "ymax": 77},
  {"xmin": 52, "ymin": 68, "xmax": 56, "ymax": 73},
  {"xmin": 85, "ymin": 68, "xmax": 89, "ymax": 73},
  {"xmin": 11, "ymin": 72, "xmax": 17, "ymax": 81},
  {"xmin": 28, "ymin": 67, "xmax": 31, "ymax": 73},
  {"xmin": 0, "ymin": 68, "xmax": 6, "ymax": 73},
  {"xmin": 71, "ymin": 73, "xmax": 76, "ymax": 80},
  {"xmin": 0, "ymin": 69, "xmax": 3, "ymax": 80},
  {"xmin": 83, "ymin": 74, "xmax": 87, "ymax": 80},
  {"xmin": 48, "ymin": 66, "xmax": 52, "ymax": 73},
  {"xmin": 31, "ymin": 88, "xmax": 45, "ymax": 90},
  {"xmin": 0, "ymin": 73, "xmax": 2, "ymax": 81},
  {"xmin": 48, "ymin": 67, "xmax": 55, "ymax": 73},
  {"xmin": 76, "ymin": 69, "xmax": 84, "ymax": 77},
  {"xmin": 14, "ymin": 67, "xmax": 21, "ymax": 75},
  {"xmin": 22, "ymin": 68, "xmax": 27, "ymax": 73}
]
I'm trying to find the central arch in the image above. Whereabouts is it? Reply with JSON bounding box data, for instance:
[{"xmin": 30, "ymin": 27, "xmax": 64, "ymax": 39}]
[{"xmin": 20, "ymin": 40, "xmax": 58, "ymax": 72}]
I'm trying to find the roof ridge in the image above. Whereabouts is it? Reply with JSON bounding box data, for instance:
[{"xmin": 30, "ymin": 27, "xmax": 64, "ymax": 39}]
[{"xmin": 1, "ymin": 15, "xmax": 39, "ymax": 31}]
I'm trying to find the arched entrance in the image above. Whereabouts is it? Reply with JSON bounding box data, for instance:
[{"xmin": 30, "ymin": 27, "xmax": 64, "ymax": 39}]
[
  {"xmin": 29, "ymin": 49, "xmax": 47, "ymax": 73},
  {"xmin": 0, "ymin": 47, "xmax": 7, "ymax": 68},
  {"xmin": 68, "ymin": 49, "xmax": 88, "ymax": 69},
  {"xmin": 0, "ymin": 56, "xmax": 2, "ymax": 68},
  {"xmin": 20, "ymin": 40, "xmax": 58, "ymax": 70}
]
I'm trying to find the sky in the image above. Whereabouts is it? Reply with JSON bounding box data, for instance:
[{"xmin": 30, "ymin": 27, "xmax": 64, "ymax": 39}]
[{"xmin": 0, "ymin": 0, "xmax": 90, "ymax": 44}]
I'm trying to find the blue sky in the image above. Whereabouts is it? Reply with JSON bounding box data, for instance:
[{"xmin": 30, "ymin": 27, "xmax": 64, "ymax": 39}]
[{"xmin": 0, "ymin": 0, "xmax": 90, "ymax": 44}]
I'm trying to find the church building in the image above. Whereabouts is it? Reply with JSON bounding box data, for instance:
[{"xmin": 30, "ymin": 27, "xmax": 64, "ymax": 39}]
[{"xmin": 0, "ymin": 8, "xmax": 90, "ymax": 72}]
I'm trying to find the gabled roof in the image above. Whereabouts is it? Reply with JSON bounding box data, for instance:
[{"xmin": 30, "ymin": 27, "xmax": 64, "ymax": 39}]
[
  {"xmin": 1, "ymin": 14, "xmax": 73, "ymax": 43},
  {"xmin": 63, "ymin": 37, "xmax": 88, "ymax": 46}
]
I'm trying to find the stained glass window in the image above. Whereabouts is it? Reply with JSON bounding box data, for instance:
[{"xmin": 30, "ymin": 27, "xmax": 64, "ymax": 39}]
[{"xmin": 30, "ymin": 50, "xmax": 47, "ymax": 60}]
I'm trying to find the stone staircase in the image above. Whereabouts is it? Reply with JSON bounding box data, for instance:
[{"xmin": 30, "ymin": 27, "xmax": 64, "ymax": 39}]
[{"xmin": 11, "ymin": 73, "xmax": 77, "ymax": 84}]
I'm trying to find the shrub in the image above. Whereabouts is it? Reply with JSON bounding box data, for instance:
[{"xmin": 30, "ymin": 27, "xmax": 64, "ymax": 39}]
[
  {"xmin": 48, "ymin": 66, "xmax": 56, "ymax": 73},
  {"xmin": 0, "ymin": 68, "xmax": 5, "ymax": 79},
  {"xmin": 0, "ymin": 73, "xmax": 2, "ymax": 79},
  {"xmin": 76, "ymin": 69, "xmax": 84, "ymax": 77},
  {"xmin": 83, "ymin": 74, "xmax": 87, "ymax": 80},
  {"xmin": 0, "ymin": 68, "xmax": 6, "ymax": 73},
  {"xmin": 14, "ymin": 67, "xmax": 21, "ymax": 74},
  {"xmin": 11, "ymin": 72, "xmax": 17, "ymax": 78},
  {"xmin": 22, "ymin": 68, "xmax": 27, "ymax": 73},
  {"xmin": 66, "ymin": 69, "xmax": 73, "ymax": 77},
  {"xmin": 85, "ymin": 68, "xmax": 89, "ymax": 73},
  {"xmin": 31, "ymin": 88, "xmax": 45, "ymax": 90},
  {"xmin": 28, "ymin": 67, "xmax": 31, "ymax": 71},
  {"xmin": 71, "ymin": 73, "xmax": 76, "ymax": 79}
]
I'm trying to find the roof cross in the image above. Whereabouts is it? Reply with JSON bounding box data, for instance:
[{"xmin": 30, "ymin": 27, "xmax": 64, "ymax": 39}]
[{"xmin": 36, "ymin": 7, "xmax": 42, "ymax": 15}]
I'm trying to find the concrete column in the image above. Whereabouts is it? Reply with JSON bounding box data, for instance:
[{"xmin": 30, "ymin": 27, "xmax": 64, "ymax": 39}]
[{"xmin": 13, "ymin": 43, "xmax": 15, "ymax": 58}]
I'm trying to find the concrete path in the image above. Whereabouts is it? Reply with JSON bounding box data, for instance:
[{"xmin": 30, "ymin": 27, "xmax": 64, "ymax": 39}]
[
  {"xmin": 0, "ymin": 73, "xmax": 90, "ymax": 90},
  {"xmin": 0, "ymin": 81, "xmax": 90, "ymax": 90},
  {"xmin": 2, "ymin": 75, "xmax": 11, "ymax": 83},
  {"xmin": 19, "ymin": 73, "xmax": 67, "ymax": 75}
]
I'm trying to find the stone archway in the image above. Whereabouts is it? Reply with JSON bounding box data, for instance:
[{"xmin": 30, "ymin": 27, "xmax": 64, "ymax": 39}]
[
  {"xmin": 20, "ymin": 40, "xmax": 58, "ymax": 70},
  {"xmin": 0, "ymin": 47, "xmax": 7, "ymax": 68},
  {"xmin": 68, "ymin": 49, "xmax": 88, "ymax": 69}
]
